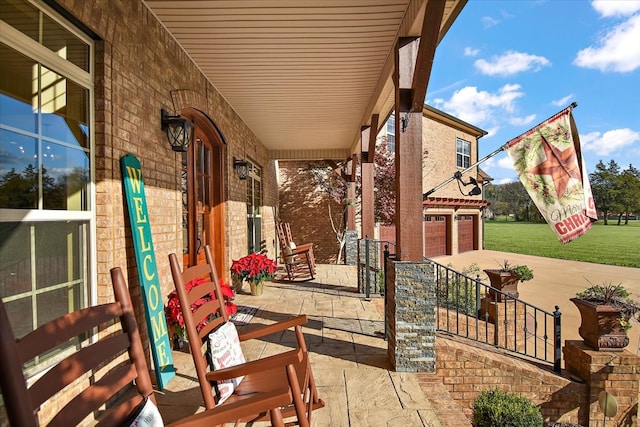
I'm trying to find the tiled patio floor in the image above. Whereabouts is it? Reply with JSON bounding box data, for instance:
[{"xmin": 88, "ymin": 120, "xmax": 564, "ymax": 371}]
[{"xmin": 155, "ymin": 264, "xmax": 451, "ymax": 426}]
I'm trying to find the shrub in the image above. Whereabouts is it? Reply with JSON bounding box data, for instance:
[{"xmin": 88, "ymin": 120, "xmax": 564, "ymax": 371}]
[{"xmin": 472, "ymin": 389, "xmax": 543, "ymax": 427}]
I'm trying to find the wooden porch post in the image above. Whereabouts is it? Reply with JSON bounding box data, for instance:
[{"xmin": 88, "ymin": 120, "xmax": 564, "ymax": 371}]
[
  {"xmin": 361, "ymin": 123, "xmax": 375, "ymax": 240},
  {"xmin": 394, "ymin": 38, "xmax": 423, "ymax": 262}
]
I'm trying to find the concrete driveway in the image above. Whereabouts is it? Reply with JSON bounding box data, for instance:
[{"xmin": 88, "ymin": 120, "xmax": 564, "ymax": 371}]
[{"xmin": 435, "ymin": 249, "xmax": 640, "ymax": 356}]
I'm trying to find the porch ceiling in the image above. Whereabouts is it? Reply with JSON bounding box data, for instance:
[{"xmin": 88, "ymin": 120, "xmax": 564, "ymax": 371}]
[{"xmin": 144, "ymin": 0, "xmax": 465, "ymax": 160}]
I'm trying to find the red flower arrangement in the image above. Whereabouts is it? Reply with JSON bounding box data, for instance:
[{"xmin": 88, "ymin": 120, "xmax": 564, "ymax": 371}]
[
  {"xmin": 230, "ymin": 253, "xmax": 277, "ymax": 285},
  {"xmin": 165, "ymin": 277, "xmax": 237, "ymax": 341}
]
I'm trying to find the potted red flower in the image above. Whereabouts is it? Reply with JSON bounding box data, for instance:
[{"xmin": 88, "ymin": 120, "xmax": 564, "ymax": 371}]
[
  {"xmin": 165, "ymin": 277, "xmax": 237, "ymax": 350},
  {"xmin": 230, "ymin": 253, "xmax": 277, "ymax": 296}
]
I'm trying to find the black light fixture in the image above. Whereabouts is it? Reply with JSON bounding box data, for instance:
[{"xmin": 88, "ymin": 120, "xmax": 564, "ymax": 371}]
[
  {"xmin": 161, "ymin": 108, "xmax": 194, "ymax": 152},
  {"xmin": 454, "ymin": 171, "xmax": 482, "ymax": 196},
  {"xmin": 233, "ymin": 157, "xmax": 249, "ymax": 180}
]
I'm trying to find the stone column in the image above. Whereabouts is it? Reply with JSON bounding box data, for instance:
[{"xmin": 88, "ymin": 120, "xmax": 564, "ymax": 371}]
[
  {"xmin": 344, "ymin": 230, "xmax": 358, "ymax": 266},
  {"xmin": 563, "ymin": 340, "xmax": 640, "ymax": 427},
  {"xmin": 387, "ymin": 260, "xmax": 436, "ymax": 372}
]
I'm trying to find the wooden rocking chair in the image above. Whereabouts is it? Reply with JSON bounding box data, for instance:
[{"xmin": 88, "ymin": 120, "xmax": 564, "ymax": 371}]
[
  {"xmin": 0, "ymin": 266, "xmax": 292, "ymax": 427},
  {"xmin": 276, "ymin": 222, "xmax": 316, "ymax": 281},
  {"xmin": 168, "ymin": 246, "xmax": 324, "ymax": 426}
]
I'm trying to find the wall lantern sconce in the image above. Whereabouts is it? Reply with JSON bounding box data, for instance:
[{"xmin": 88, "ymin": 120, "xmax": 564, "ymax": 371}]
[
  {"xmin": 454, "ymin": 171, "xmax": 482, "ymax": 196},
  {"xmin": 233, "ymin": 157, "xmax": 249, "ymax": 180},
  {"xmin": 161, "ymin": 108, "xmax": 194, "ymax": 152}
]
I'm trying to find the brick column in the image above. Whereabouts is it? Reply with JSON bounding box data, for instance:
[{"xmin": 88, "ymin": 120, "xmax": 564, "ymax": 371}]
[
  {"xmin": 563, "ymin": 340, "xmax": 640, "ymax": 427},
  {"xmin": 387, "ymin": 260, "xmax": 436, "ymax": 372}
]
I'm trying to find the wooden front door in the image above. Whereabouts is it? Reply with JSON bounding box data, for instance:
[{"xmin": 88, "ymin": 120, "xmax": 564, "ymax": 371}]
[{"xmin": 181, "ymin": 110, "xmax": 225, "ymax": 275}]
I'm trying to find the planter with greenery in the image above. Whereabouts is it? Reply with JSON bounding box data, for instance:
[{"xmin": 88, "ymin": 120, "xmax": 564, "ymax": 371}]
[
  {"xmin": 570, "ymin": 281, "xmax": 640, "ymax": 351},
  {"xmin": 472, "ymin": 388, "xmax": 543, "ymax": 427},
  {"xmin": 484, "ymin": 260, "xmax": 534, "ymax": 301}
]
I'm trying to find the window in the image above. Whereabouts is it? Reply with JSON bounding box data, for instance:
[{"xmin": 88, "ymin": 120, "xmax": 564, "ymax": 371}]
[
  {"xmin": 0, "ymin": 0, "xmax": 93, "ymax": 372},
  {"xmin": 246, "ymin": 160, "xmax": 262, "ymax": 253},
  {"xmin": 386, "ymin": 115, "xmax": 395, "ymax": 152},
  {"xmin": 456, "ymin": 138, "xmax": 471, "ymax": 168}
]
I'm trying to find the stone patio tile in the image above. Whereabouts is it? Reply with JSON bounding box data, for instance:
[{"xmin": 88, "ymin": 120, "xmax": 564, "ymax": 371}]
[
  {"xmin": 389, "ymin": 371, "xmax": 433, "ymax": 410},
  {"xmin": 313, "ymin": 385, "xmax": 348, "ymax": 426},
  {"xmin": 344, "ymin": 369, "xmax": 402, "ymax": 410},
  {"xmin": 348, "ymin": 409, "xmax": 424, "ymax": 427}
]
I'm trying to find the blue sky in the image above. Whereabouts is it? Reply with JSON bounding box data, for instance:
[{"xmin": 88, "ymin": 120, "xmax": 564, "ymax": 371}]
[{"xmin": 426, "ymin": 0, "xmax": 640, "ymax": 184}]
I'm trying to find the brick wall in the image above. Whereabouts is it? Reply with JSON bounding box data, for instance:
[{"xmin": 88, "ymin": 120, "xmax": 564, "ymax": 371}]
[
  {"xmin": 430, "ymin": 338, "xmax": 588, "ymax": 424},
  {"xmin": 278, "ymin": 161, "xmax": 344, "ymax": 263},
  {"xmin": 423, "ymin": 116, "xmax": 482, "ymax": 200},
  {"xmin": 52, "ymin": 0, "xmax": 278, "ymax": 296}
]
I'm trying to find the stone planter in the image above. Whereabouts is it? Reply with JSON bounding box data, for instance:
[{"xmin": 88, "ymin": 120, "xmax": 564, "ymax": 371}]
[
  {"xmin": 484, "ymin": 269, "xmax": 520, "ymax": 301},
  {"xmin": 570, "ymin": 297, "xmax": 629, "ymax": 351}
]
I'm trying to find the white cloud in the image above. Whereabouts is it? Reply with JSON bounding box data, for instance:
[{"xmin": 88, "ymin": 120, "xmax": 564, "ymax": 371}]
[
  {"xmin": 574, "ymin": 14, "xmax": 640, "ymax": 72},
  {"xmin": 581, "ymin": 128, "xmax": 640, "ymax": 155},
  {"xmin": 552, "ymin": 94, "xmax": 574, "ymax": 107},
  {"xmin": 509, "ymin": 114, "xmax": 536, "ymax": 126},
  {"xmin": 484, "ymin": 126, "xmax": 500, "ymax": 138},
  {"xmin": 498, "ymin": 177, "xmax": 516, "ymax": 184},
  {"xmin": 497, "ymin": 155, "xmax": 515, "ymax": 170},
  {"xmin": 435, "ymin": 84, "xmax": 525, "ymax": 125},
  {"xmin": 464, "ymin": 47, "xmax": 480, "ymax": 57},
  {"xmin": 474, "ymin": 51, "xmax": 551, "ymax": 76},
  {"xmin": 591, "ymin": 0, "xmax": 640, "ymax": 17},
  {"xmin": 482, "ymin": 16, "xmax": 499, "ymax": 28}
]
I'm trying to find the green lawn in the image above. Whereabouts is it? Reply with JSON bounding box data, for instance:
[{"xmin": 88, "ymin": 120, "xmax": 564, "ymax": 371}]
[{"xmin": 484, "ymin": 221, "xmax": 640, "ymax": 268}]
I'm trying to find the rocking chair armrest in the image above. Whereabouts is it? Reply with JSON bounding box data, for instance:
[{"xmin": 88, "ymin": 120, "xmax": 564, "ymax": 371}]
[
  {"xmin": 166, "ymin": 387, "xmax": 292, "ymax": 427},
  {"xmin": 238, "ymin": 315, "xmax": 308, "ymax": 341},
  {"xmin": 205, "ymin": 348, "xmax": 304, "ymax": 382},
  {"xmin": 290, "ymin": 245, "xmax": 313, "ymax": 255}
]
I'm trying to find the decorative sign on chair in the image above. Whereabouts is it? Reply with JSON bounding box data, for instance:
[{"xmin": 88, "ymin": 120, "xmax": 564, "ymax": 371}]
[{"xmin": 121, "ymin": 154, "xmax": 175, "ymax": 389}]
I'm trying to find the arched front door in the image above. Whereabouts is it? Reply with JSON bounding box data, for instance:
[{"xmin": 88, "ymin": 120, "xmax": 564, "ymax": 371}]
[{"xmin": 180, "ymin": 109, "xmax": 226, "ymax": 277}]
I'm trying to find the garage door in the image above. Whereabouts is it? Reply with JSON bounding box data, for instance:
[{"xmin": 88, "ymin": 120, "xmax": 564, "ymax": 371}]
[
  {"xmin": 424, "ymin": 215, "xmax": 448, "ymax": 257},
  {"xmin": 457, "ymin": 215, "xmax": 475, "ymax": 253}
]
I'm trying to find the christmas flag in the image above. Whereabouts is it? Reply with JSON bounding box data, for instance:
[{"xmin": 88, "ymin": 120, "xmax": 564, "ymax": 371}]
[{"xmin": 506, "ymin": 107, "xmax": 597, "ymax": 244}]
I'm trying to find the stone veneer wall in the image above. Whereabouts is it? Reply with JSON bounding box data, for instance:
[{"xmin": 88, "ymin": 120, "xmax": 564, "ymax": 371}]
[
  {"xmin": 387, "ymin": 260, "xmax": 436, "ymax": 372},
  {"xmin": 344, "ymin": 230, "xmax": 358, "ymax": 265}
]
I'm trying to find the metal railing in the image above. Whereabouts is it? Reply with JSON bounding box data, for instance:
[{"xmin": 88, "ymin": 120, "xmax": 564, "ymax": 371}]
[
  {"xmin": 357, "ymin": 237, "xmax": 396, "ymax": 299},
  {"xmin": 431, "ymin": 259, "xmax": 562, "ymax": 373}
]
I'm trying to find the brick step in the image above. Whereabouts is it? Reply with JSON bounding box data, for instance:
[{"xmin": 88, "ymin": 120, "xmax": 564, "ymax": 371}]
[{"xmin": 416, "ymin": 373, "xmax": 473, "ymax": 426}]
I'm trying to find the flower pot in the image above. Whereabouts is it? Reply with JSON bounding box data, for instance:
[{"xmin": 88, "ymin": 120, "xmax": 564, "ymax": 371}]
[
  {"xmin": 484, "ymin": 269, "xmax": 520, "ymax": 301},
  {"xmin": 250, "ymin": 281, "xmax": 264, "ymax": 296},
  {"xmin": 570, "ymin": 297, "xmax": 629, "ymax": 351},
  {"xmin": 232, "ymin": 275, "xmax": 244, "ymax": 293}
]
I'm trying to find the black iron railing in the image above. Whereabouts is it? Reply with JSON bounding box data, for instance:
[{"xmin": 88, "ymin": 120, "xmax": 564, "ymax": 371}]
[
  {"xmin": 357, "ymin": 237, "xmax": 396, "ymax": 299},
  {"xmin": 431, "ymin": 259, "xmax": 561, "ymax": 373}
]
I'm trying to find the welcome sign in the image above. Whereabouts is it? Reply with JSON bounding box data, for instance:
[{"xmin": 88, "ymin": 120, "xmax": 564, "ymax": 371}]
[{"xmin": 121, "ymin": 154, "xmax": 175, "ymax": 389}]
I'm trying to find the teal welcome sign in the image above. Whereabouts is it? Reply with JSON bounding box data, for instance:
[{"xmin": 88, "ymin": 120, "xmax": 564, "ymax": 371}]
[{"xmin": 120, "ymin": 154, "xmax": 175, "ymax": 389}]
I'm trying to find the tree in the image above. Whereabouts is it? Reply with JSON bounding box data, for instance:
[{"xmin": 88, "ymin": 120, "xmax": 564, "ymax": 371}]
[
  {"xmin": 373, "ymin": 137, "xmax": 395, "ymax": 225},
  {"xmin": 615, "ymin": 164, "xmax": 640, "ymax": 224},
  {"xmin": 590, "ymin": 160, "xmax": 620, "ymax": 225},
  {"xmin": 306, "ymin": 163, "xmax": 349, "ymax": 263}
]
